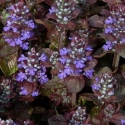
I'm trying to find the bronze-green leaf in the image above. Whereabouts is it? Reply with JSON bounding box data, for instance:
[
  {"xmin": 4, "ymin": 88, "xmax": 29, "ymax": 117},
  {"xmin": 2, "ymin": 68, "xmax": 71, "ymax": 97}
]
[{"xmin": 80, "ymin": 93, "xmax": 102, "ymax": 106}]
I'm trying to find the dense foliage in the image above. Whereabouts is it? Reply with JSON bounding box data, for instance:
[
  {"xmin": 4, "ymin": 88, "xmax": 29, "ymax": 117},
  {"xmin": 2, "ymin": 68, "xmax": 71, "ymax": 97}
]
[{"xmin": 1, "ymin": 0, "xmax": 125, "ymax": 125}]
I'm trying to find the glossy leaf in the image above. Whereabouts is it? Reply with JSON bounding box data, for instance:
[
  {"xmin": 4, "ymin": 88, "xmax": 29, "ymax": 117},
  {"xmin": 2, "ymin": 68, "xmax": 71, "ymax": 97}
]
[
  {"xmin": 40, "ymin": 76, "xmax": 65, "ymax": 96},
  {"xmin": 114, "ymin": 44, "xmax": 125, "ymax": 58},
  {"xmin": 0, "ymin": 38, "xmax": 19, "ymax": 57},
  {"xmin": 0, "ymin": 58, "xmax": 10, "ymax": 75},
  {"xmin": 64, "ymin": 75, "xmax": 85, "ymax": 93},
  {"xmin": 88, "ymin": 15, "xmax": 105, "ymax": 28},
  {"xmin": 80, "ymin": 93, "xmax": 102, "ymax": 106}
]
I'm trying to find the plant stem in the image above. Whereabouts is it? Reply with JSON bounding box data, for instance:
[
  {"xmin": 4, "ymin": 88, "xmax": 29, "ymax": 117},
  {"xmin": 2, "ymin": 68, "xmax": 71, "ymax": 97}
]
[
  {"xmin": 112, "ymin": 53, "xmax": 120, "ymax": 69},
  {"xmin": 71, "ymin": 93, "xmax": 76, "ymax": 106}
]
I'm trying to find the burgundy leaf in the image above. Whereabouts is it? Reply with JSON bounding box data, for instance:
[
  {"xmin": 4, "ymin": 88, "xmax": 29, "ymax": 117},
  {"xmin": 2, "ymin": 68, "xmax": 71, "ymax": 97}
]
[
  {"xmin": 87, "ymin": 0, "xmax": 97, "ymax": 5},
  {"xmin": 64, "ymin": 75, "xmax": 85, "ymax": 93},
  {"xmin": 19, "ymin": 95, "xmax": 34, "ymax": 102},
  {"xmin": 114, "ymin": 44, "xmax": 125, "ymax": 58},
  {"xmin": 48, "ymin": 114, "xmax": 68, "ymax": 125},
  {"xmin": 84, "ymin": 59, "xmax": 98, "ymax": 70},
  {"xmin": 80, "ymin": 93, "xmax": 102, "ymax": 106},
  {"xmin": 100, "ymin": 9, "xmax": 110, "ymax": 16},
  {"xmin": 71, "ymin": 8, "xmax": 80, "ymax": 19},
  {"xmin": 88, "ymin": 15, "xmax": 105, "ymax": 28}
]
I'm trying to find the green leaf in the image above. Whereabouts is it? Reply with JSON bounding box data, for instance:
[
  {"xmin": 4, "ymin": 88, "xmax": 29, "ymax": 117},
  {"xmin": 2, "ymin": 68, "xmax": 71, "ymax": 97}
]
[
  {"xmin": 0, "ymin": 52, "xmax": 18, "ymax": 75},
  {"xmin": 0, "ymin": 38, "xmax": 19, "ymax": 57},
  {"xmin": 33, "ymin": 107, "xmax": 46, "ymax": 114},
  {"xmin": 0, "ymin": 58, "xmax": 10, "ymax": 75},
  {"xmin": 39, "ymin": 88, "xmax": 53, "ymax": 97},
  {"xmin": 90, "ymin": 106, "xmax": 100, "ymax": 119},
  {"xmin": 80, "ymin": 93, "xmax": 102, "ymax": 106},
  {"xmin": 78, "ymin": 96, "xmax": 86, "ymax": 106},
  {"xmin": 40, "ymin": 76, "xmax": 65, "ymax": 96},
  {"xmin": 0, "ymin": 10, "xmax": 9, "ymax": 24}
]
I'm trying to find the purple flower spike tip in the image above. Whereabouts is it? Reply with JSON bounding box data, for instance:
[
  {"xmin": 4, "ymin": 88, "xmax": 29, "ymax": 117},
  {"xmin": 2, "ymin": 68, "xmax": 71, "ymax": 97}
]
[{"xmin": 121, "ymin": 119, "xmax": 125, "ymax": 125}]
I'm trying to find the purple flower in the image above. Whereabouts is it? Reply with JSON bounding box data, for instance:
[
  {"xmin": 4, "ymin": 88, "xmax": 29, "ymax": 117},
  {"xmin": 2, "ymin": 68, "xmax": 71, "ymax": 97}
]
[
  {"xmin": 20, "ymin": 87, "xmax": 28, "ymax": 95},
  {"xmin": 59, "ymin": 57, "xmax": 67, "ymax": 64},
  {"xmin": 41, "ymin": 66, "xmax": 47, "ymax": 72},
  {"xmin": 91, "ymin": 84, "xmax": 101, "ymax": 90},
  {"xmin": 95, "ymin": 77, "xmax": 99, "ymax": 82},
  {"xmin": 3, "ymin": 2, "xmax": 35, "ymax": 50},
  {"xmin": 16, "ymin": 72, "xmax": 27, "ymax": 82},
  {"xmin": 74, "ymin": 59, "xmax": 85, "ymax": 68},
  {"xmin": 20, "ymin": 42, "xmax": 29, "ymax": 50},
  {"xmin": 69, "ymin": 37, "xmax": 72, "ymax": 40},
  {"xmin": 64, "ymin": 66, "xmax": 74, "ymax": 75},
  {"xmin": 3, "ymin": 26, "xmax": 10, "ymax": 31},
  {"xmin": 49, "ymin": 7, "xmax": 56, "ymax": 14},
  {"xmin": 21, "ymin": 31, "xmax": 31, "ymax": 40},
  {"xmin": 15, "ymin": 38, "xmax": 23, "ymax": 45},
  {"xmin": 12, "ymin": 27, "xmax": 18, "ymax": 32},
  {"xmin": 6, "ymin": 19, "xmax": 13, "ymax": 25},
  {"xmin": 58, "ymin": 70, "xmax": 67, "ymax": 79},
  {"xmin": 87, "ymin": 56, "xmax": 92, "ymax": 60},
  {"xmin": 6, "ymin": 5, "xmax": 15, "ymax": 10},
  {"xmin": 18, "ymin": 54, "xmax": 28, "ymax": 62},
  {"xmin": 105, "ymin": 26, "xmax": 113, "ymax": 33},
  {"xmin": 105, "ymin": 16, "xmax": 114, "ymax": 24},
  {"xmin": 39, "ymin": 72, "xmax": 48, "ymax": 84},
  {"xmin": 5, "ymin": 38, "xmax": 12, "ymax": 43},
  {"xmin": 85, "ymin": 46, "xmax": 93, "ymax": 51},
  {"xmin": 75, "ymin": 69, "xmax": 82, "ymax": 74},
  {"xmin": 59, "ymin": 48, "xmax": 70, "ymax": 56},
  {"xmin": 25, "ymin": 20, "xmax": 35, "ymax": 28},
  {"xmin": 121, "ymin": 39, "xmax": 125, "ymax": 44},
  {"xmin": 26, "ymin": 67, "xmax": 37, "ymax": 76},
  {"xmin": 84, "ymin": 69, "xmax": 94, "ymax": 78},
  {"xmin": 31, "ymin": 91, "xmax": 39, "ymax": 97},
  {"xmin": 17, "ymin": 64, "xmax": 23, "ymax": 68},
  {"xmin": 9, "ymin": 40, "xmax": 16, "ymax": 46},
  {"xmin": 121, "ymin": 119, "xmax": 125, "ymax": 125},
  {"xmin": 103, "ymin": 41, "xmax": 113, "ymax": 51},
  {"xmin": 39, "ymin": 54, "xmax": 47, "ymax": 61}
]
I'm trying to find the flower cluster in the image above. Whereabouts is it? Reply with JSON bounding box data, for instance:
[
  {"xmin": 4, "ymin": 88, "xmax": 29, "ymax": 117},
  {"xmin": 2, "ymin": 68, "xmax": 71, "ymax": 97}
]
[
  {"xmin": 47, "ymin": 0, "xmax": 79, "ymax": 24},
  {"xmin": 20, "ymin": 86, "xmax": 39, "ymax": 97},
  {"xmin": 103, "ymin": 4, "xmax": 125, "ymax": 51},
  {"xmin": 104, "ymin": 103, "xmax": 116, "ymax": 120},
  {"xmin": 55, "ymin": 88, "xmax": 71, "ymax": 104},
  {"xmin": 92, "ymin": 102, "xmax": 125, "ymax": 125},
  {"xmin": 0, "ymin": 77, "xmax": 16, "ymax": 104},
  {"xmin": 16, "ymin": 48, "xmax": 48, "ymax": 84},
  {"xmin": 0, "ymin": 118, "xmax": 16, "ymax": 125},
  {"xmin": 50, "ymin": 33, "xmax": 96, "ymax": 79},
  {"xmin": 3, "ymin": 1, "xmax": 35, "ymax": 50},
  {"xmin": 18, "ymin": 81, "xmax": 39, "ymax": 97},
  {"xmin": 91, "ymin": 72, "xmax": 118, "ymax": 103},
  {"xmin": 69, "ymin": 106, "xmax": 90, "ymax": 125}
]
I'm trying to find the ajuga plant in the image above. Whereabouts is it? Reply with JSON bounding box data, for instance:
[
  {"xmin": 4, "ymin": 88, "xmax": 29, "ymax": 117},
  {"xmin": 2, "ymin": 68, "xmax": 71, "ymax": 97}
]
[
  {"xmin": 1, "ymin": 0, "xmax": 125, "ymax": 125},
  {"xmin": 2, "ymin": 1, "xmax": 35, "ymax": 50}
]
